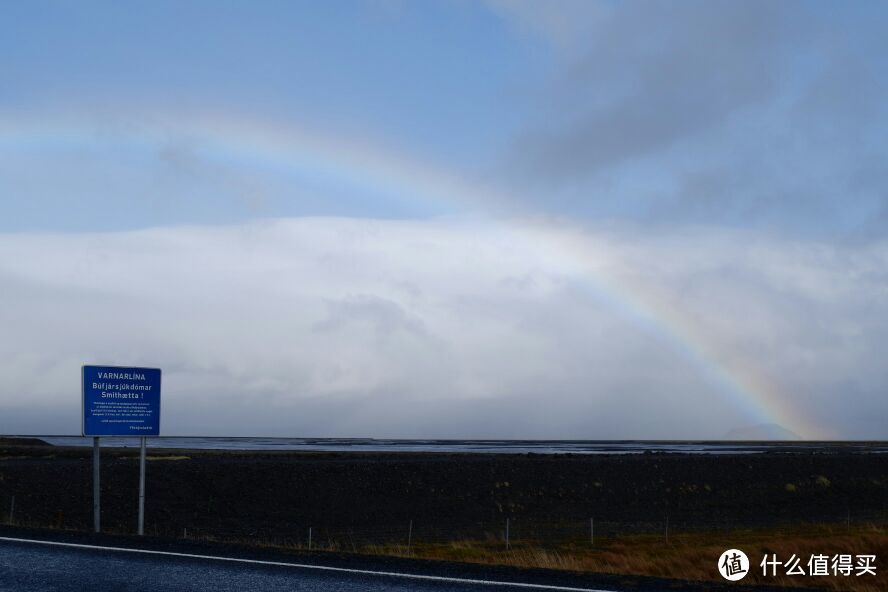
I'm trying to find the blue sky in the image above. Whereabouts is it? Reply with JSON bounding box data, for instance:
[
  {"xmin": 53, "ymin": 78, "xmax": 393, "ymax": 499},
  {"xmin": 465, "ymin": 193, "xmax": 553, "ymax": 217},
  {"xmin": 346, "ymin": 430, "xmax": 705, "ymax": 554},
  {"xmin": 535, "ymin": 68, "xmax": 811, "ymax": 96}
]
[
  {"xmin": 3, "ymin": 1, "xmax": 532, "ymax": 152},
  {"xmin": 2, "ymin": 1, "xmax": 544, "ymax": 230},
  {"xmin": 4, "ymin": 0, "xmax": 884, "ymax": 234},
  {"xmin": 1, "ymin": 1, "xmax": 887, "ymax": 438}
]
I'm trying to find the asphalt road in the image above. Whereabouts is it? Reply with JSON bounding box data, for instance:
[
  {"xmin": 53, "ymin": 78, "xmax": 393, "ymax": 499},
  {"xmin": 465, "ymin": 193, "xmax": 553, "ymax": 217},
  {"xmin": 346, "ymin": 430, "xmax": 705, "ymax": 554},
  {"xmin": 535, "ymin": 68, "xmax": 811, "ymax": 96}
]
[
  {"xmin": 0, "ymin": 530, "xmax": 800, "ymax": 592},
  {"xmin": 0, "ymin": 537, "xmax": 611, "ymax": 592}
]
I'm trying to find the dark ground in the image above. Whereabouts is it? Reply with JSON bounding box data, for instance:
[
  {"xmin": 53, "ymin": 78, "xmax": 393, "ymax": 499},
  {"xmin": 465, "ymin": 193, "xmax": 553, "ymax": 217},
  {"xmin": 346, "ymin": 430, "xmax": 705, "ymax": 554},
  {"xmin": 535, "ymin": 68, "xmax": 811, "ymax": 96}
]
[{"xmin": 0, "ymin": 439, "xmax": 886, "ymax": 543}]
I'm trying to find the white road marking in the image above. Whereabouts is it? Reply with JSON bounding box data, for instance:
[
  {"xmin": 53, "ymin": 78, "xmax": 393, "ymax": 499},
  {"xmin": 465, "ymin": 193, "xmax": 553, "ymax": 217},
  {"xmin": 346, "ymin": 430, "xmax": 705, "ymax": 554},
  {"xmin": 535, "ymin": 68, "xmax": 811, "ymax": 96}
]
[{"xmin": 0, "ymin": 536, "xmax": 617, "ymax": 592}]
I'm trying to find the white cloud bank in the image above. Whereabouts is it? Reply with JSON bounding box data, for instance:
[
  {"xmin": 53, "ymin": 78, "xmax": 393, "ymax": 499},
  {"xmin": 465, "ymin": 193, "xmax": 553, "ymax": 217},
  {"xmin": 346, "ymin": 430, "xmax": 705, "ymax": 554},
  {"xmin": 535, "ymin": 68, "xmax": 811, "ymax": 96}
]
[{"xmin": 0, "ymin": 217, "xmax": 885, "ymax": 438}]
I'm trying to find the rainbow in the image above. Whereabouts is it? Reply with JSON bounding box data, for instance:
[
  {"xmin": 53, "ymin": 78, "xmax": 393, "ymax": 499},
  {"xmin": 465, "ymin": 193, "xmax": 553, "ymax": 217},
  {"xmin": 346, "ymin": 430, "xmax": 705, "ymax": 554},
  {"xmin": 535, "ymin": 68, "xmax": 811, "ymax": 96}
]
[{"xmin": 0, "ymin": 111, "xmax": 826, "ymax": 439}]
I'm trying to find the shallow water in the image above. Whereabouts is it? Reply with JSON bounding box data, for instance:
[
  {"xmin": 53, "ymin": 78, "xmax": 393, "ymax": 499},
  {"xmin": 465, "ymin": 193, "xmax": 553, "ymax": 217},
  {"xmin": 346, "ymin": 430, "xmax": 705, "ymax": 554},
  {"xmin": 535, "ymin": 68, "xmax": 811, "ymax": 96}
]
[{"xmin": 29, "ymin": 436, "xmax": 888, "ymax": 454}]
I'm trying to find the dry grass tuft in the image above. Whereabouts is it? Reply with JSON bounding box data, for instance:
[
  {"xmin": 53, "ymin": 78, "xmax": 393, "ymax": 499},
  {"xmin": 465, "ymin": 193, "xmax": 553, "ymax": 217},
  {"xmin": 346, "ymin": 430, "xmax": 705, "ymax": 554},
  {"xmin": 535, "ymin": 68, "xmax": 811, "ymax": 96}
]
[{"xmin": 346, "ymin": 523, "xmax": 887, "ymax": 591}]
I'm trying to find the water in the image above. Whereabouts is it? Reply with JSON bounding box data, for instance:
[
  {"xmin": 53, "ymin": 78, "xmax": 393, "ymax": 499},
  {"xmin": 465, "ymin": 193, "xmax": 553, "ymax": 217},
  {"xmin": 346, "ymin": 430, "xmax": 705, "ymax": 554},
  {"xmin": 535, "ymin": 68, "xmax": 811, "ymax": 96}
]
[{"xmin": 28, "ymin": 436, "xmax": 888, "ymax": 454}]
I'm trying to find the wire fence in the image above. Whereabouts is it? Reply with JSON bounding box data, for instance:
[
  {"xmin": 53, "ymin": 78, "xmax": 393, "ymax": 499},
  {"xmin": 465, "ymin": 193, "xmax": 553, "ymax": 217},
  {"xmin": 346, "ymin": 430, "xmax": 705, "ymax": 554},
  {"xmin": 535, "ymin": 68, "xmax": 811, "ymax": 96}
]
[
  {"xmin": 2, "ymin": 486, "xmax": 885, "ymax": 552},
  {"xmin": 179, "ymin": 514, "xmax": 888, "ymax": 548}
]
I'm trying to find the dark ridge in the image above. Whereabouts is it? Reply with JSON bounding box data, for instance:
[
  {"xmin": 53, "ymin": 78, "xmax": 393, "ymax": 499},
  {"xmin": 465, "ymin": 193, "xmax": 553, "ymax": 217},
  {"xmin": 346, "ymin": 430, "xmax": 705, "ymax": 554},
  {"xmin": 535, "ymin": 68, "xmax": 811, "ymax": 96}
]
[{"xmin": 0, "ymin": 437, "xmax": 51, "ymax": 447}]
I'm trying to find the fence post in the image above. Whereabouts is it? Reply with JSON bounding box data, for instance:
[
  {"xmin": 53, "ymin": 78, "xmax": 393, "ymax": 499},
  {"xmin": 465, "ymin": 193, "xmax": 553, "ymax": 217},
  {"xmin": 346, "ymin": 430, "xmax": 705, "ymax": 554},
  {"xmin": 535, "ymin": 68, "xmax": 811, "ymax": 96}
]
[
  {"xmin": 8, "ymin": 495, "xmax": 14, "ymax": 524},
  {"xmin": 590, "ymin": 517, "xmax": 594, "ymax": 546},
  {"xmin": 505, "ymin": 518, "xmax": 510, "ymax": 550},
  {"xmin": 407, "ymin": 520, "xmax": 413, "ymax": 555},
  {"xmin": 665, "ymin": 516, "xmax": 669, "ymax": 542},
  {"xmin": 308, "ymin": 527, "xmax": 312, "ymax": 550}
]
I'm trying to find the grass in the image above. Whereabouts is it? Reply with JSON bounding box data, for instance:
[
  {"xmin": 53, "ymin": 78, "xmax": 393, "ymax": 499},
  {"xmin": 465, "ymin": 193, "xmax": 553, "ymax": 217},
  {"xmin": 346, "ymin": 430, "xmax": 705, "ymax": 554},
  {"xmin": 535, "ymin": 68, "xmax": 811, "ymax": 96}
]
[
  {"xmin": 338, "ymin": 523, "xmax": 888, "ymax": 591},
  {"xmin": 2, "ymin": 516, "xmax": 884, "ymax": 590}
]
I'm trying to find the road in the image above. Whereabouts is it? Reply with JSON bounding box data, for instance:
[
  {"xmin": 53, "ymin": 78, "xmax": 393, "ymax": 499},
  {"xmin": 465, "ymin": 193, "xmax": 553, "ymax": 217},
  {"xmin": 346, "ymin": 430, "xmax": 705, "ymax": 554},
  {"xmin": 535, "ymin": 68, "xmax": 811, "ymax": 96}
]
[{"xmin": 0, "ymin": 536, "xmax": 610, "ymax": 592}]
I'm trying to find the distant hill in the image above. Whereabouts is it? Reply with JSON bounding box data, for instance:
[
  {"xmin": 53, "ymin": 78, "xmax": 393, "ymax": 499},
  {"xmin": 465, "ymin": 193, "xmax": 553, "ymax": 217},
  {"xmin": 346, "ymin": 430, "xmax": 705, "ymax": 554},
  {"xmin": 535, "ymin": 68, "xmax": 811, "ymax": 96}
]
[
  {"xmin": 723, "ymin": 423, "xmax": 802, "ymax": 441},
  {"xmin": 0, "ymin": 436, "xmax": 52, "ymax": 446}
]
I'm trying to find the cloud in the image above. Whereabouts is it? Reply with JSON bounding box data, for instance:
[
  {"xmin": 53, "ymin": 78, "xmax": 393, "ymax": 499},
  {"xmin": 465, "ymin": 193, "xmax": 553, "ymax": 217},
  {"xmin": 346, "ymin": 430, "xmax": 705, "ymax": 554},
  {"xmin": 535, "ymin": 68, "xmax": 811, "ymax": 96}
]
[
  {"xmin": 511, "ymin": 1, "xmax": 785, "ymax": 173},
  {"xmin": 492, "ymin": 1, "xmax": 888, "ymax": 237},
  {"xmin": 0, "ymin": 217, "xmax": 886, "ymax": 439},
  {"xmin": 483, "ymin": 0, "xmax": 607, "ymax": 50}
]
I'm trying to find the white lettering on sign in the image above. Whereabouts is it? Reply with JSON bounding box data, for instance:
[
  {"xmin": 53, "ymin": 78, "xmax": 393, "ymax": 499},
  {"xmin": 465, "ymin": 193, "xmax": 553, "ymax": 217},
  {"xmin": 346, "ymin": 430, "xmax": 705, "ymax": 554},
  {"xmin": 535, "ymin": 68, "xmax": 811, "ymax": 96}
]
[{"xmin": 97, "ymin": 372, "xmax": 146, "ymax": 381}]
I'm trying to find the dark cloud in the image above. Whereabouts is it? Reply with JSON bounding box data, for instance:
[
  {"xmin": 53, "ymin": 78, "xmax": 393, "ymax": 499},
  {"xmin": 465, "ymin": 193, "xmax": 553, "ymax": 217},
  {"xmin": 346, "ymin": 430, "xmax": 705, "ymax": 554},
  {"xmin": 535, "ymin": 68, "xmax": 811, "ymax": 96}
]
[
  {"xmin": 501, "ymin": 1, "xmax": 888, "ymax": 237},
  {"xmin": 520, "ymin": 1, "xmax": 785, "ymax": 176},
  {"xmin": 313, "ymin": 294, "xmax": 430, "ymax": 340}
]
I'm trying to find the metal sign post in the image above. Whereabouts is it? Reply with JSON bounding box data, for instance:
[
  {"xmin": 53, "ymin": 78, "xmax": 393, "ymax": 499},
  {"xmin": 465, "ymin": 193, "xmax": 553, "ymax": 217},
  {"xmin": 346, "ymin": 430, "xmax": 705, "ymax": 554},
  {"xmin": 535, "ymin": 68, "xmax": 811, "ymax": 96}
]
[
  {"xmin": 93, "ymin": 437, "xmax": 100, "ymax": 533},
  {"xmin": 138, "ymin": 436, "xmax": 146, "ymax": 535},
  {"xmin": 82, "ymin": 365, "xmax": 161, "ymax": 536}
]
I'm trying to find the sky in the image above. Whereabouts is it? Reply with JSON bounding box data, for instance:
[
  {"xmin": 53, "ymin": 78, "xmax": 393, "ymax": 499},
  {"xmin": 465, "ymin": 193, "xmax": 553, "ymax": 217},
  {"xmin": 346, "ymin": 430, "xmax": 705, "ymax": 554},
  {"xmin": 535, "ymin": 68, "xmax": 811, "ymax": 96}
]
[{"xmin": 1, "ymin": 1, "xmax": 887, "ymax": 439}]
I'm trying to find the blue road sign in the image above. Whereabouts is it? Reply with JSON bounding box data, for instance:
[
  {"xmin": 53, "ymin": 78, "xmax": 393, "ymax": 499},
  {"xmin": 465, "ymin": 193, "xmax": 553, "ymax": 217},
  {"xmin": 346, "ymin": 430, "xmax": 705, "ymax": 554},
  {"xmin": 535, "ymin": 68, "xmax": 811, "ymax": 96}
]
[{"xmin": 82, "ymin": 365, "xmax": 161, "ymax": 436}]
